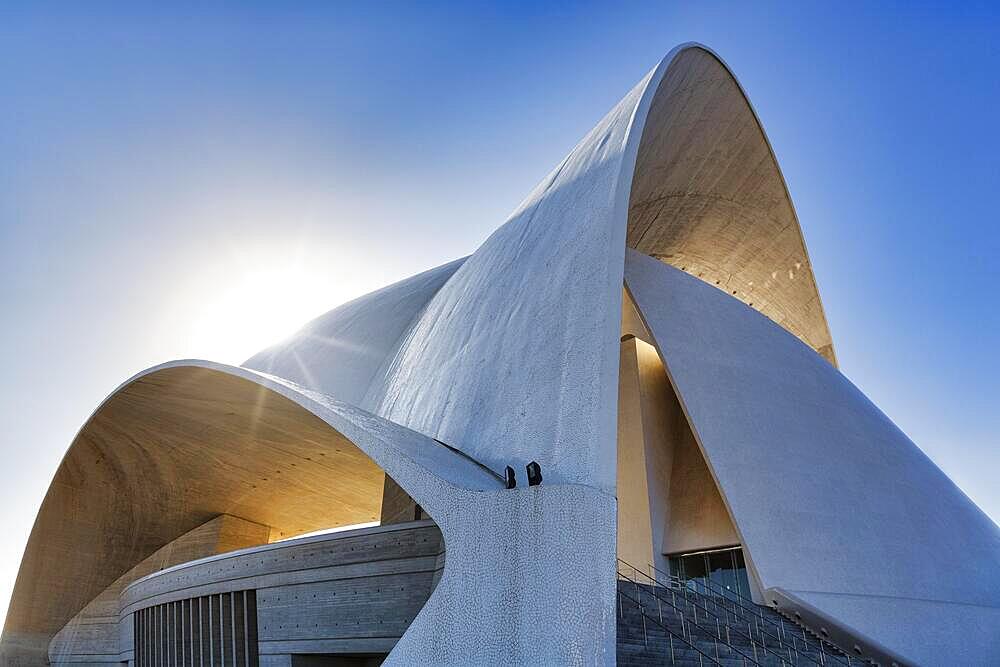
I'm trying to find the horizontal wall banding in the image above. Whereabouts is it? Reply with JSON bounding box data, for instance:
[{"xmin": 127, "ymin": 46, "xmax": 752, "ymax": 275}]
[{"xmin": 123, "ymin": 522, "xmax": 442, "ymax": 661}]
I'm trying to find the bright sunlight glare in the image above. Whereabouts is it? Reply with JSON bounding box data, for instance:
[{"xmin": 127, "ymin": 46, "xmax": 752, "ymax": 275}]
[
  {"xmin": 189, "ymin": 264, "xmax": 317, "ymax": 362},
  {"xmin": 157, "ymin": 239, "xmax": 372, "ymax": 365}
]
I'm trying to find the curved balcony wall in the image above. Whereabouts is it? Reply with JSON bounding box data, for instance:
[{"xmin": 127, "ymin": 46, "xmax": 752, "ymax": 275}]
[{"xmin": 121, "ymin": 521, "xmax": 444, "ymax": 665}]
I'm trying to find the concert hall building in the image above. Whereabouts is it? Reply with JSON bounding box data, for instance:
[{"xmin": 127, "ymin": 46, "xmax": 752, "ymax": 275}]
[{"xmin": 4, "ymin": 44, "xmax": 998, "ymax": 666}]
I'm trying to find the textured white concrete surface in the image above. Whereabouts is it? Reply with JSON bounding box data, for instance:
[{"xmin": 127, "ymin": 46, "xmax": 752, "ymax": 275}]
[
  {"xmin": 366, "ymin": 43, "xmax": 837, "ymax": 491},
  {"xmin": 370, "ymin": 71, "xmax": 650, "ymax": 490},
  {"xmin": 240, "ymin": 363, "xmax": 618, "ymax": 666},
  {"xmin": 244, "ymin": 258, "xmax": 464, "ymax": 408},
  {"xmin": 625, "ymin": 249, "xmax": 1000, "ymax": 665}
]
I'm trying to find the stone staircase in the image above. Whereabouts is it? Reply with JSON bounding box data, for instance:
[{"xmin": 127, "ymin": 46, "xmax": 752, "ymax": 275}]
[{"xmin": 617, "ymin": 561, "xmax": 862, "ymax": 666}]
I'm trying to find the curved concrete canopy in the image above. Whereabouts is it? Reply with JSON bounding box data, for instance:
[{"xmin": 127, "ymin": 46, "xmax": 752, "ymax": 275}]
[
  {"xmin": 628, "ymin": 47, "xmax": 836, "ymax": 365},
  {"xmin": 0, "ymin": 361, "xmax": 498, "ymax": 664},
  {"xmin": 371, "ymin": 56, "xmax": 657, "ymax": 491},
  {"xmin": 7, "ymin": 43, "xmax": 959, "ymax": 665},
  {"xmin": 625, "ymin": 249, "xmax": 1000, "ymax": 665},
  {"xmin": 244, "ymin": 257, "xmax": 465, "ymax": 407},
  {"xmin": 372, "ymin": 43, "xmax": 834, "ymax": 490},
  {"xmin": 2, "ymin": 361, "xmax": 615, "ymax": 666}
]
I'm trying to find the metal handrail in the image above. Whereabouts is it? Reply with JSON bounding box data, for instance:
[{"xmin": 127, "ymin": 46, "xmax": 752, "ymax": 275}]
[
  {"xmin": 617, "ymin": 578, "xmax": 727, "ymax": 666},
  {"xmin": 643, "ymin": 560, "xmax": 854, "ymax": 666},
  {"xmin": 431, "ymin": 438, "xmax": 508, "ymax": 484},
  {"xmin": 620, "ymin": 560, "xmax": 787, "ymax": 666},
  {"xmin": 618, "ymin": 565, "xmax": 762, "ymax": 666},
  {"xmin": 675, "ymin": 576, "xmax": 813, "ymax": 664},
  {"xmin": 643, "ymin": 564, "xmax": 810, "ymax": 661},
  {"xmin": 649, "ymin": 567, "xmax": 845, "ymax": 667}
]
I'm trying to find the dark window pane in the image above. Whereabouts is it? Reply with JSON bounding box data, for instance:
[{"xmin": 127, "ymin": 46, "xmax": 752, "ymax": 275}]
[
  {"xmin": 669, "ymin": 556, "xmax": 684, "ymax": 579},
  {"xmin": 681, "ymin": 553, "xmax": 707, "ymax": 580},
  {"xmin": 708, "ymin": 549, "xmax": 737, "ymax": 595},
  {"xmin": 733, "ymin": 550, "xmax": 751, "ymax": 598},
  {"xmin": 667, "ymin": 547, "xmax": 751, "ymax": 599}
]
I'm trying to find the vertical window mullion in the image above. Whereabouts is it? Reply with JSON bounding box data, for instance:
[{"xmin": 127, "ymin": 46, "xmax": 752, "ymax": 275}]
[
  {"xmin": 243, "ymin": 591, "xmax": 250, "ymax": 667},
  {"xmin": 208, "ymin": 595, "xmax": 215, "ymax": 667}
]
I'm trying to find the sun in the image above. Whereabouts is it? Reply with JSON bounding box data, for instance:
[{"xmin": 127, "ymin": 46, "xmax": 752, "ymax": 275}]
[
  {"xmin": 161, "ymin": 241, "xmax": 361, "ymax": 365},
  {"xmin": 190, "ymin": 264, "xmax": 322, "ymax": 362}
]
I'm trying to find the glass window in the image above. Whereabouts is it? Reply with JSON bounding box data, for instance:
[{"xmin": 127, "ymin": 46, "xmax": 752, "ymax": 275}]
[
  {"xmin": 733, "ymin": 548, "xmax": 751, "ymax": 598},
  {"xmin": 668, "ymin": 546, "xmax": 749, "ymax": 600},
  {"xmin": 708, "ymin": 549, "xmax": 737, "ymax": 595},
  {"xmin": 669, "ymin": 556, "xmax": 683, "ymax": 579},
  {"xmin": 682, "ymin": 552, "xmax": 708, "ymax": 581}
]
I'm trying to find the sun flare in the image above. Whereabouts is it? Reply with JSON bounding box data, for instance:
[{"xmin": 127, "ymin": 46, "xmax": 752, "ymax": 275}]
[
  {"xmin": 162, "ymin": 242, "xmax": 362, "ymax": 365},
  {"xmin": 190, "ymin": 264, "xmax": 317, "ymax": 361}
]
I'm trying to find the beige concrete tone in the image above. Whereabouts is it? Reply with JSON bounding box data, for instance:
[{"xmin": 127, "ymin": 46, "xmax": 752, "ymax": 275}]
[
  {"xmin": 620, "ymin": 288, "xmax": 653, "ymax": 345},
  {"xmin": 627, "ymin": 47, "xmax": 837, "ymax": 365},
  {"xmin": 120, "ymin": 521, "xmax": 444, "ymax": 661},
  {"xmin": 616, "ymin": 300, "xmax": 740, "ymax": 574},
  {"xmin": 49, "ymin": 514, "xmax": 269, "ymax": 665},
  {"xmin": 380, "ymin": 475, "xmax": 429, "ymax": 525},
  {"xmin": 631, "ymin": 338, "xmax": 681, "ymax": 573},
  {"xmin": 661, "ymin": 403, "xmax": 740, "ymax": 557},
  {"xmin": 616, "ymin": 338, "xmax": 655, "ymax": 570},
  {"xmin": 3, "ymin": 366, "xmax": 389, "ymax": 665}
]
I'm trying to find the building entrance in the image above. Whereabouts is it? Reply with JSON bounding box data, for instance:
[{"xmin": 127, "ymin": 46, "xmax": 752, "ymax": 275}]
[{"xmin": 668, "ymin": 545, "xmax": 751, "ymax": 599}]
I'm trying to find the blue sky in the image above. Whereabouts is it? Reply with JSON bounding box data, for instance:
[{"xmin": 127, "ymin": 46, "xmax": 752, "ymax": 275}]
[{"xmin": 1, "ymin": 2, "xmax": 997, "ymax": 623}]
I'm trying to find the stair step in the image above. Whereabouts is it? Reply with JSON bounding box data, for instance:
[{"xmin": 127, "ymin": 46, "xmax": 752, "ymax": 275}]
[{"xmin": 617, "ymin": 577, "xmax": 854, "ymax": 666}]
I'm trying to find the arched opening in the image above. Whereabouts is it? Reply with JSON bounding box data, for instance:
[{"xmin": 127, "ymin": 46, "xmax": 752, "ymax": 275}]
[
  {"xmin": 614, "ymin": 44, "xmax": 834, "ymax": 610},
  {"xmin": 616, "ymin": 289, "xmax": 757, "ymax": 601},
  {"xmin": 6, "ymin": 366, "xmax": 443, "ymax": 667},
  {"xmin": 627, "ymin": 46, "xmax": 836, "ymax": 366}
]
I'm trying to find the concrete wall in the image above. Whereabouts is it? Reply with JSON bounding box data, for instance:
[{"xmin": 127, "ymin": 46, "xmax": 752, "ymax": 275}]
[
  {"xmin": 616, "ymin": 327, "xmax": 739, "ymax": 576},
  {"xmin": 263, "ymin": 655, "xmax": 384, "ymax": 667},
  {"xmin": 50, "ymin": 515, "xmax": 270, "ymax": 665},
  {"xmin": 121, "ymin": 521, "xmax": 443, "ymax": 663},
  {"xmin": 616, "ymin": 337, "xmax": 656, "ymax": 570},
  {"xmin": 379, "ymin": 475, "xmax": 427, "ymax": 525},
  {"xmin": 661, "ymin": 394, "xmax": 739, "ymax": 556}
]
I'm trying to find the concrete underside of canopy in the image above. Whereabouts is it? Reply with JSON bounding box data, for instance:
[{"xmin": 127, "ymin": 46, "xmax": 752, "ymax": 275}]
[
  {"xmin": 2, "ymin": 366, "xmax": 389, "ymax": 664},
  {"xmin": 628, "ymin": 46, "xmax": 836, "ymax": 365}
]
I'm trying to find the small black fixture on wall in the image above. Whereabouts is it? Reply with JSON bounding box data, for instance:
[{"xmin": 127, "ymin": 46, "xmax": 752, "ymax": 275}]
[{"xmin": 526, "ymin": 461, "xmax": 542, "ymax": 486}]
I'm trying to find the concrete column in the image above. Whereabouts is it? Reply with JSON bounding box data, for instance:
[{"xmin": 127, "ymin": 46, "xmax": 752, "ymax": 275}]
[{"xmin": 616, "ymin": 337, "xmax": 656, "ymax": 570}]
